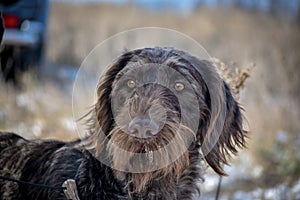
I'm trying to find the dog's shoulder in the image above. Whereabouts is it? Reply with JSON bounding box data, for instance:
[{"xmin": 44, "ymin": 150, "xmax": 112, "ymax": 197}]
[{"xmin": 0, "ymin": 132, "xmax": 124, "ymax": 199}]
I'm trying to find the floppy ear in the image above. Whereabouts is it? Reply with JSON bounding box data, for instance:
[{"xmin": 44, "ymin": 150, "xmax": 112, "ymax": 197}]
[
  {"xmin": 94, "ymin": 51, "xmax": 137, "ymax": 135},
  {"xmin": 174, "ymin": 56, "xmax": 247, "ymax": 175},
  {"xmin": 83, "ymin": 51, "xmax": 139, "ymax": 156},
  {"xmin": 203, "ymin": 82, "xmax": 247, "ymax": 175}
]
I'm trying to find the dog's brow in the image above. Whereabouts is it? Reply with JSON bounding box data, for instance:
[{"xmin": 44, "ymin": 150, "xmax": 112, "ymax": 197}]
[
  {"xmin": 117, "ymin": 62, "xmax": 161, "ymax": 83},
  {"xmin": 115, "ymin": 64, "xmax": 137, "ymax": 80}
]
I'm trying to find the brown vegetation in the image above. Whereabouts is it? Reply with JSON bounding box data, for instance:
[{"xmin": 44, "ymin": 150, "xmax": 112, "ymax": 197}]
[{"xmin": 1, "ymin": 2, "xmax": 300, "ymax": 191}]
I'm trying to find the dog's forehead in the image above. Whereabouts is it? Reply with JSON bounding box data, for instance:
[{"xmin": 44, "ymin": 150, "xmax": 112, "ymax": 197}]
[
  {"xmin": 117, "ymin": 48, "xmax": 194, "ymax": 78},
  {"xmin": 134, "ymin": 48, "xmax": 188, "ymax": 65}
]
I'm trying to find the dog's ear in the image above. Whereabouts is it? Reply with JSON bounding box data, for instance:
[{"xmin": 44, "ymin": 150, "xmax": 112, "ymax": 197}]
[
  {"xmin": 94, "ymin": 51, "xmax": 137, "ymax": 135},
  {"xmin": 203, "ymin": 81, "xmax": 247, "ymax": 175},
  {"xmin": 174, "ymin": 56, "xmax": 247, "ymax": 175},
  {"xmin": 84, "ymin": 51, "xmax": 138, "ymax": 156}
]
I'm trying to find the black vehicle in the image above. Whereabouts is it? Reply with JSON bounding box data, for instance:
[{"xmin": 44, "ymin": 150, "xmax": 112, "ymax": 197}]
[{"xmin": 0, "ymin": 0, "xmax": 49, "ymax": 84}]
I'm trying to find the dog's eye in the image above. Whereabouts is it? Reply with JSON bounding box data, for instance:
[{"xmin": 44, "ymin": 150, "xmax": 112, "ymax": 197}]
[
  {"xmin": 127, "ymin": 80, "xmax": 136, "ymax": 89},
  {"xmin": 174, "ymin": 82, "xmax": 185, "ymax": 91}
]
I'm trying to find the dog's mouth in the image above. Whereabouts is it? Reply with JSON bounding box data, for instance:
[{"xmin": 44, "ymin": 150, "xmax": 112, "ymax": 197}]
[
  {"xmin": 124, "ymin": 134, "xmax": 164, "ymax": 153},
  {"xmin": 107, "ymin": 122, "xmax": 194, "ymax": 166},
  {"xmin": 105, "ymin": 115, "xmax": 196, "ymax": 194},
  {"xmin": 108, "ymin": 124, "xmax": 192, "ymax": 193},
  {"xmin": 129, "ymin": 145, "xmax": 155, "ymax": 163},
  {"xmin": 129, "ymin": 136, "xmax": 158, "ymax": 145}
]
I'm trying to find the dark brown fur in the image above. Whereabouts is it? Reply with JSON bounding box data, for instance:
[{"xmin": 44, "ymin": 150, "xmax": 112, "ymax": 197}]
[{"xmin": 0, "ymin": 47, "xmax": 247, "ymax": 199}]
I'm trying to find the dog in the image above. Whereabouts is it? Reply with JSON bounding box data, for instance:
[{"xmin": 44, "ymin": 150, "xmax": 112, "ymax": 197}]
[{"xmin": 0, "ymin": 47, "xmax": 247, "ymax": 199}]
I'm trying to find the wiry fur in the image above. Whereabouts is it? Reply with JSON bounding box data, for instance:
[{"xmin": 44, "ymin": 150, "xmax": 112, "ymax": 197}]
[{"xmin": 0, "ymin": 47, "xmax": 247, "ymax": 199}]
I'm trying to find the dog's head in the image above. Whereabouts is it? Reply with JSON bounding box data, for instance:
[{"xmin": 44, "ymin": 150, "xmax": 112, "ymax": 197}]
[{"xmin": 87, "ymin": 47, "xmax": 246, "ymax": 192}]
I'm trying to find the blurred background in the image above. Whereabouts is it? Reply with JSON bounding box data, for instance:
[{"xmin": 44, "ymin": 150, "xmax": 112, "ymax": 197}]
[{"xmin": 0, "ymin": 0, "xmax": 300, "ymax": 199}]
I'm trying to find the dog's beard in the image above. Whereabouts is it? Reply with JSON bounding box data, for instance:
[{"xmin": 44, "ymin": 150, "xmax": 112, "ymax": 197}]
[{"xmin": 107, "ymin": 122, "xmax": 194, "ymax": 193}]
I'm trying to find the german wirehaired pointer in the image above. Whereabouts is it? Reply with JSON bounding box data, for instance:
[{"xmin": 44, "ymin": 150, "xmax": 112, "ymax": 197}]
[{"xmin": 0, "ymin": 47, "xmax": 247, "ymax": 199}]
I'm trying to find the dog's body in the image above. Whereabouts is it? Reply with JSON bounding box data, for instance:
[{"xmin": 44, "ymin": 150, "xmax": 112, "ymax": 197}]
[
  {"xmin": 0, "ymin": 133, "xmax": 125, "ymax": 199},
  {"xmin": 0, "ymin": 47, "xmax": 247, "ymax": 200},
  {"xmin": 0, "ymin": 132, "xmax": 200, "ymax": 199}
]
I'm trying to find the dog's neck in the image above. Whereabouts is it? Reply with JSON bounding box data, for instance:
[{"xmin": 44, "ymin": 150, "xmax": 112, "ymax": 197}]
[
  {"xmin": 82, "ymin": 129, "xmax": 203, "ymax": 199},
  {"xmin": 117, "ymin": 144, "xmax": 202, "ymax": 200}
]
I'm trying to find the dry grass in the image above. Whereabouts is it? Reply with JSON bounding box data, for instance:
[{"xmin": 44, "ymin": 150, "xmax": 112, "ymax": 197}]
[
  {"xmin": 47, "ymin": 2, "xmax": 300, "ymax": 146},
  {"xmin": 0, "ymin": 74, "xmax": 76, "ymax": 141},
  {"xmin": 1, "ymin": 2, "xmax": 300, "ymax": 188},
  {"xmin": 46, "ymin": 2, "xmax": 300, "ymax": 185}
]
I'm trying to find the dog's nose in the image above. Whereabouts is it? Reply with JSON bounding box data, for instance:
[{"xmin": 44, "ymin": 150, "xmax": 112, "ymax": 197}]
[{"xmin": 128, "ymin": 117, "xmax": 159, "ymax": 139}]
